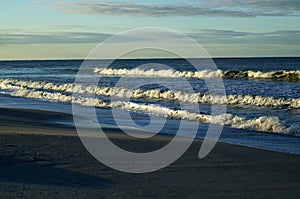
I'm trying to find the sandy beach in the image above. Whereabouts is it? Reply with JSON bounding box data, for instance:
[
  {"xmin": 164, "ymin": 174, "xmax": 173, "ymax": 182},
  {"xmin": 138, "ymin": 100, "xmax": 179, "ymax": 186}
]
[{"xmin": 0, "ymin": 107, "xmax": 300, "ymax": 198}]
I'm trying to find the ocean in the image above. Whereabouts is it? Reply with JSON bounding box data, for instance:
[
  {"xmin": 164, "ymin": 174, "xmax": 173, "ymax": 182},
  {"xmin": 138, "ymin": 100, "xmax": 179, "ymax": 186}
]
[{"xmin": 0, "ymin": 57, "xmax": 299, "ymax": 154}]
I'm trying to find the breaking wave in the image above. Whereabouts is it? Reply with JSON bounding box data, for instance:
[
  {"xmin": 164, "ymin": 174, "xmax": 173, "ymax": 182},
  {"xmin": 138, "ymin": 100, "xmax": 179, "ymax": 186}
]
[
  {"xmin": 0, "ymin": 78, "xmax": 299, "ymax": 109},
  {"xmin": 0, "ymin": 85, "xmax": 298, "ymax": 135},
  {"xmin": 93, "ymin": 68, "xmax": 300, "ymax": 82}
]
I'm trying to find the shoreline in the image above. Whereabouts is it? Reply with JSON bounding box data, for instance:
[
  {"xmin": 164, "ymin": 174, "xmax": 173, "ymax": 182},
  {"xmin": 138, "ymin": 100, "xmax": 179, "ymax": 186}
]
[
  {"xmin": 0, "ymin": 106, "xmax": 300, "ymax": 198},
  {"xmin": 1, "ymin": 106, "xmax": 299, "ymax": 153},
  {"xmin": 1, "ymin": 106, "xmax": 300, "ymax": 154}
]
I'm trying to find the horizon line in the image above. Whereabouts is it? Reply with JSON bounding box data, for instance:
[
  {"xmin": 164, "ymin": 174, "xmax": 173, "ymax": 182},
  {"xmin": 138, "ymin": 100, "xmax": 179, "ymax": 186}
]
[{"xmin": 1, "ymin": 56, "xmax": 300, "ymax": 61}]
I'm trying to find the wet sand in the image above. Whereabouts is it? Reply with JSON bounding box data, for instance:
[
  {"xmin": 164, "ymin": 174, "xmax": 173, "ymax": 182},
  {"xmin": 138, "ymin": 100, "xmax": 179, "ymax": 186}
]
[{"xmin": 0, "ymin": 107, "xmax": 300, "ymax": 198}]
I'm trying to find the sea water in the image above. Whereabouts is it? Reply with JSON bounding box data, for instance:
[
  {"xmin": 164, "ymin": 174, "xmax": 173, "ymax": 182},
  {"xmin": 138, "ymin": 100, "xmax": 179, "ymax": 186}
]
[{"xmin": 0, "ymin": 58, "xmax": 299, "ymax": 154}]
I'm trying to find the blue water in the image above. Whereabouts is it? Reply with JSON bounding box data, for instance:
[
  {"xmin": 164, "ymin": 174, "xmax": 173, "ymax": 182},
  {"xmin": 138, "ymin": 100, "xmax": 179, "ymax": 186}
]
[{"xmin": 0, "ymin": 58, "xmax": 299, "ymax": 155}]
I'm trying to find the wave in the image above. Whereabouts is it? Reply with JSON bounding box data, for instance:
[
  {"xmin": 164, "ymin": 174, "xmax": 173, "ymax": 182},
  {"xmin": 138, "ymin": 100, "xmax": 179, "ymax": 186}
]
[
  {"xmin": 93, "ymin": 68, "xmax": 300, "ymax": 82},
  {"xmin": 0, "ymin": 82, "xmax": 298, "ymax": 135},
  {"xmin": 93, "ymin": 68, "xmax": 224, "ymax": 79},
  {"xmin": 0, "ymin": 78, "xmax": 299, "ymax": 109}
]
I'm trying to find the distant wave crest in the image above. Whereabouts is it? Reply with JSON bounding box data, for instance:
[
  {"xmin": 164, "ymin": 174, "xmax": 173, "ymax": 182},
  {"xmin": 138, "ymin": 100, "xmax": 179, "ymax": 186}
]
[{"xmin": 93, "ymin": 68, "xmax": 300, "ymax": 82}]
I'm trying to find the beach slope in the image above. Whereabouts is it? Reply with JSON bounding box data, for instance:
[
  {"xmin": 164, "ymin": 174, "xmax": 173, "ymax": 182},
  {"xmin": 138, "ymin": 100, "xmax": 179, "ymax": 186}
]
[{"xmin": 0, "ymin": 107, "xmax": 300, "ymax": 198}]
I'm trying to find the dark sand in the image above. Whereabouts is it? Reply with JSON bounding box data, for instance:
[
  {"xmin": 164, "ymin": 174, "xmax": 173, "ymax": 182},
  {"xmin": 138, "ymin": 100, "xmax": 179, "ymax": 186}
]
[{"xmin": 0, "ymin": 107, "xmax": 300, "ymax": 198}]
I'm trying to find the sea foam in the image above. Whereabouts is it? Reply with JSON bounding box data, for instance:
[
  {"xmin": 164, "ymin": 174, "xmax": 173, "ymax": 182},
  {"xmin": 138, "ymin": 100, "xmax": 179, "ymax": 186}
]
[
  {"xmin": 0, "ymin": 78, "xmax": 299, "ymax": 109},
  {"xmin": 0, "ymin": 81, "xmax": 298, "ymax": 135},
  {"xmin": 93, "ymin": 68, "xmax": 300, "ymax": 82}
]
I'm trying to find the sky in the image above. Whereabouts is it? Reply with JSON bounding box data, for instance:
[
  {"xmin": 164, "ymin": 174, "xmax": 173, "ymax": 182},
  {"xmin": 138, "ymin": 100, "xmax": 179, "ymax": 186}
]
[{"xmin": 1, "ymin": 0, "xmax": 300, "ymax": 59}]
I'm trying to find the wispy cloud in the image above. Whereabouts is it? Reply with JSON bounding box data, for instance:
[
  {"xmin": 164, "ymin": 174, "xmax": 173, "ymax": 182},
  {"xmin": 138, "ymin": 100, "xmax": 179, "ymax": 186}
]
[
  {"xmin": 1, "ymin": 29, "xmax": 299, "ymax": 45},
  {"xmin": 52, "ymin": 0, "xmax": 300, "ymax": 17},
  {"xmin": 188, "ymin": 29, "xmax": 300, "ymax": 45},
  {"xmin": 0, "ymin": 32, "xmax": 111, "ymax": 45},
  {"xmin": 53, "ymin": 25, "xmax": 90, "ymax": 30}
]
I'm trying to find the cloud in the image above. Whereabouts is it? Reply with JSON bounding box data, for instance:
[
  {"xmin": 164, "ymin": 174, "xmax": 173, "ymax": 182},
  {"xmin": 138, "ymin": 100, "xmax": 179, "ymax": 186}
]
[
  {"xmin": 1, "ymin": 29, "xmax": 299, "ymax": 46},
  {"xmin": 52, "ymin": 0, "xmax": 300, "ymax": 17},
  {"xmin": 53, "ymin": 25, "xmax": 90, "ymax": 30},
  {"xmin": 202, "ymin": 0, "xmax": 300, "ymax": 16},
  {"xmin": 0, "ymin": 29, "xmax": 23, "ymax": 33},
  {"xmin": 188, "ymin": 29, "xmax": 300, "ymax": 45},
  {"xmin": 0, "ymin": 32, "xmax": 111, "ymax": 45}
]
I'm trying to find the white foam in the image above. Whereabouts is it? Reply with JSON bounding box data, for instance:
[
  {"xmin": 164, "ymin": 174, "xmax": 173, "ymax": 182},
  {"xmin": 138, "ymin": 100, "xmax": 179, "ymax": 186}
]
[
  {"xmin": 93, "ymin": 68, "xmax": 224, "ymax": 78},
  {"xmin": 247, "ymin": 70, "xmax": 300, "ymax": 80},
  {"xmin": 94, "ymin": 68, "xmax": 300, "ymax": 82},
  {"xmin": 1, "ymin": 78, "xmax": 299, "ymax": 109},
  {"xmin": 1, "ymin": 81, "xmax": 298, "ymax": 135},
  {"xmin": 0, "ymin": 78, "xmax": 299, "ymax": 109}
]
